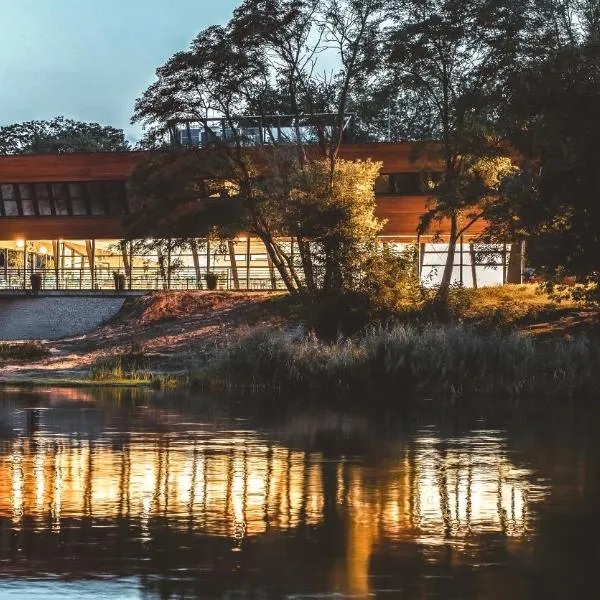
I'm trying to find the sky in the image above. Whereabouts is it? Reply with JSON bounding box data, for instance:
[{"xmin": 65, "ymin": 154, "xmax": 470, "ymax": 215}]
[{"xmin": 0, "ymin": 0, "xmax": 241, "ymax": 143}]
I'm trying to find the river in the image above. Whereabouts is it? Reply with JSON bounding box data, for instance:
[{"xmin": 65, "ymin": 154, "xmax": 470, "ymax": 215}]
[{"xmin": 0, "ymin": 386, "xmax": 597, "ymax": 599}]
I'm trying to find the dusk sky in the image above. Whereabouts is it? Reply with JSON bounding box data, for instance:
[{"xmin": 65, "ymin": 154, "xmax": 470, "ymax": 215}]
[{"xmin": 0, "ymin": 0, "xmax": 241, "ymax": 143}]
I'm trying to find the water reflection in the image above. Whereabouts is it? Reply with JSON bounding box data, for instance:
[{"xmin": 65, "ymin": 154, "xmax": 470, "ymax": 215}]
[{"xmin": 0, "ymin": 389, "xmax": 590, "ymax": 599}]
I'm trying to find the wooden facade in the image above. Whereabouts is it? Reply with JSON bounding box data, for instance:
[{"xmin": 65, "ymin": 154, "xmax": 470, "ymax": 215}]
[{"xmin": 0, "ymin": 143, "xmax": 485, "ymax": 241}]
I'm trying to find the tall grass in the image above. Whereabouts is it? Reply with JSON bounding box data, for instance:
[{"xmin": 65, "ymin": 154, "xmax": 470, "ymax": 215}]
[
  {"xmin": 89, "ymin": 346, "xmax": 152, "ymax": 382},
  {"xmin": 204, "ymin": 324, "xmax": 600, "ymax": 398},
  {"xmin": 0, "ymin": 341, "xmax": 49, "ymax": 361}
]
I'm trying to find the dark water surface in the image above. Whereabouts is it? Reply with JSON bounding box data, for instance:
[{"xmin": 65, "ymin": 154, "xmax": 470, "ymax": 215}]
[{"xmin": 0, "ymin": 387, "xmax": 598, "ymax": 599}]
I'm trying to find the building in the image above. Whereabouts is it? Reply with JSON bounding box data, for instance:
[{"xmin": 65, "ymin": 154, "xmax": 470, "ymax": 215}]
[{"xmin": 0, "ymin": 142, "xmax": 520, "ymax": 292}]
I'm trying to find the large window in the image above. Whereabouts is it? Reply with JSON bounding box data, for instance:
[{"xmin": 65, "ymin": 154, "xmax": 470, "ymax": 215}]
[
  {"xmin": 375, "ymin": 172, "xmax": 441, "ymax": 195},
  {"xmin": 0, "ymin": 181, "xmax": 128, "ymax": 217}
]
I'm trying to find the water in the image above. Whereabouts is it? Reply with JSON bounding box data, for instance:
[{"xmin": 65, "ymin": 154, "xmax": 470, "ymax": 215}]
[{"xmin": 0, "ymin": 387, "xmax": 598, "ymax": 599}]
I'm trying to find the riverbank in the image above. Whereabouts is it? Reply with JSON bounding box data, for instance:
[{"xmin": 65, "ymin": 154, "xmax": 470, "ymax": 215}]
[{"xmin": 1, "ymin": 287, "xmax": 599, "ymax": 399}]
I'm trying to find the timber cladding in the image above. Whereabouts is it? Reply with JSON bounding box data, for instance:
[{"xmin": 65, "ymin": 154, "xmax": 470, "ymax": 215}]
[
  {"xmin": 0, "ymin": 216, "xmax": 126, "ymax": 239},
  {"xmin": 0, "ymin": 144, "xmax": 484, "ymax": 239},
  {"xmin": 0, "ymin": 152, "xmax": 147, "ymax": 183}
]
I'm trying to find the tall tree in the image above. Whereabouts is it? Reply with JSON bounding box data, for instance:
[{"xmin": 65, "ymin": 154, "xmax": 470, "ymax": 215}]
[
  {"xmin": 0, "ymin": 116, "xmax": 130, "ymax": 154},
  {"xmin": 487, "ymin": 0, "xmax": 600, "ymax": 298},
  {"xmin": 386, "ymin": 0, "xmax": 526, "ymax": 299},
  {"xmin": 131, "ymin": 0, "xmax": 387, "ymax": 299}
]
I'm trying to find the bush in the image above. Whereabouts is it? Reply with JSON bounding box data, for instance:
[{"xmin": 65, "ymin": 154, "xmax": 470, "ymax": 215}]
[{"xmin": 0, "ymin": 341, "xmax": 49, "ymax": 361}]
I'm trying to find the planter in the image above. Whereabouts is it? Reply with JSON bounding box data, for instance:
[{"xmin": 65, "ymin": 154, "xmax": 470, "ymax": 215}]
[
  {"xmin": 113, "ymin": 272, "xmax": 127, "ymax": 291},
  {"xmin": 204, "ymin": 272, "xmax": 219, "ymax": 290},
  {"xmin": 30, "ymin": 272, "xmax": 42, "ymax": 295}
]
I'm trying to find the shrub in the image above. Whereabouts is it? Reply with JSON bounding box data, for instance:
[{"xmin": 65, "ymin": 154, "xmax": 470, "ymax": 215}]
[{"xmin": 0, "ymin": 341, "xmax": 49, "ymax": 361}]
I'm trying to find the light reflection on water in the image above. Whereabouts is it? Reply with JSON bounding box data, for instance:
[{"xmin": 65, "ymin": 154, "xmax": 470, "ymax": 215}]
[{"xmin": 0, "ymin": 388, "xmax": 594, "ymax": 599}]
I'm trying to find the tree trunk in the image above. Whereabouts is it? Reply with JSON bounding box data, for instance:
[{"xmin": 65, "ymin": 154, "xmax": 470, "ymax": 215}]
[
  {"xmin": 190, "ymin": 239, "xmax": 201, "ymax": 289},
  {"xmin": 259, "ymin": 234, "xmax": 298, "ymax": 295},
  {"xmin": 297, "ymin": 237, "xmax": 316, "ymax": 294},
  {"xmin": 436, "ymin": 213, "xmax": 458, "ymax": 301}
]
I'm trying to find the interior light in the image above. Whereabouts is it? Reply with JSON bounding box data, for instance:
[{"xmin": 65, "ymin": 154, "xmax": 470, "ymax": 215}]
[
  {"xmin": 16, "ymin": 239, "xmax": 25, "ymax": 248},
  {"xmin": 39, "ymin": 246, "xmax": 48, "ymax": 255}
]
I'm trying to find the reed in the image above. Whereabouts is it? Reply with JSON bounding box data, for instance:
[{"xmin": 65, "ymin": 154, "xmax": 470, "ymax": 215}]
[{"xmin": 204, "ymin": 324, "xmax": 600, "ymax": 398}]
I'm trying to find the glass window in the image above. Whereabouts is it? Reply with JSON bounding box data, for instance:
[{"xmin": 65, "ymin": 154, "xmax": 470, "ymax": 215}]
[
  {"xmin": 3, "ymin": 200, "xmax": 18, "ymax": 216},
  {"xmin": 1, "ymin": 184, "xmax": 14, "ymax": 199},
  {"xmin": 86, "ymin": 182, "xmax": 107, "ymax": 215},
  {"xmin": 19, "ymin": 184, "xmax": 35, "ymax": 215},
  {"xmin": 35, "ymin": 184, "xmax": 52, "ymax": 215},
  {"xmin": 105, "ymin": 181, "xmax": 126, "ymax": 215},
  {"xmin": 68, "ymin": 183, "xmax": 87, "ymax": 215},
  {"xmin": 374, "ymin": 174, "xmax": 390, "ymax": 194},
  {"xmin": 51, "ymin": 183, "xmax": 69, "ymax": 215}
]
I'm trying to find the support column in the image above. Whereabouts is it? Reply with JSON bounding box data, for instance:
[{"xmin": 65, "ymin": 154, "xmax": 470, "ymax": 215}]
[
  {"xmin": 128, "ymin": 240, "xmax": 133, "ymax": 290},
  {"xmin": 120, "ymin": 241, "xmax": 130, "ymax": 288},
  {"xmin": 52, "ymin": 240, "xmax": 60, "ymax": 290},
  {"xmin": 502, "ymin": 242, "xmax": 507, "ymax": 285},
  {"xmin": 23, "ymin": 239, "xmax": 27, "ymax": 290},
  {"xmin": 85, "ymin": 239, "xmax": 95, "ymax": 290},
  {"xmin": 459, "ymin": 235, "xmax": 464, "ymax": 286},
  {"xmin": 246, "ymin": 237, "xmax": 251, "ymax": 290}
]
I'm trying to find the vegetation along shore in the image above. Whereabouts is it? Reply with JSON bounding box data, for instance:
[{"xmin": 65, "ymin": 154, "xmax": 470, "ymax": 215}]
[{"xmin": 2, "ymin": 287, "xmax": 600, "ymax": 402}]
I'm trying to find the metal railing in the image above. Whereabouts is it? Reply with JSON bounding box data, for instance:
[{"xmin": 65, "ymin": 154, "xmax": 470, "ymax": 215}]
[{"xmin": 0, "ymin": 266, "xmax": 287, "ymax": 292}]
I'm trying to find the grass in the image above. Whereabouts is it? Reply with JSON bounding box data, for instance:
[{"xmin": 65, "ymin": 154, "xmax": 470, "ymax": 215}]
[
  {"xmin": 200, "ymin": 323, "xmax": 600, "ymax": 399},
  {"xmin": 446, "ymin": 284, "xmax": 580, "ymax": 329},
  {"xmin": 89, "ymin": 346, "xmax": 153, "ymax": 382},
  {"xmin": 0, "ymin": 341, "xmax": 50, "ymax": 361}
]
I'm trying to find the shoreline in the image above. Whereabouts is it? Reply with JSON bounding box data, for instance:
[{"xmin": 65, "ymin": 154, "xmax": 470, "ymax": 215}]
[{"xmin": 1, "ymin": 287, "xmax": 599, "ymax": 398}]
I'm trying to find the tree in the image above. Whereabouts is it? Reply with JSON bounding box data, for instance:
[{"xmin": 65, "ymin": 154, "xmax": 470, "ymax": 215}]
[
  {"xmin": 0, "ymin": 116, "xmax": 130, "ymax": 154},
  {"xmin": 385, "ymin": 0, "xmax": 526, "ymax": 300},
  {"xmin": 130, "ymin": 0, "xmax": 388, "ymax": 299},
  {"xmin": 487, "ymin": 1, "xmax": 600, "ymax": 299}
]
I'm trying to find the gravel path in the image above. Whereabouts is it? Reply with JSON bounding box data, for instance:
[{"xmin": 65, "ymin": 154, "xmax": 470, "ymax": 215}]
[{"xmin": 0, "ymin": 297, "xmax": 126, "ymax": 341}]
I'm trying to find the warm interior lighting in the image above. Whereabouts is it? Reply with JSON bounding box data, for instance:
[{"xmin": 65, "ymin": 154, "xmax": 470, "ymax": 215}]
[
  {"xmin": 38, "ymin": 246, "xmax": 48, "ymax": 255},
  {"xmin": 15, "ymin": 239, "xmax": 25, "ymax": 248}
]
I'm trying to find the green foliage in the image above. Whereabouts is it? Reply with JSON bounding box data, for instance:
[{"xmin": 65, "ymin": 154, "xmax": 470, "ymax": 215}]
[
  {"xmin": 0, "ymin": 116, "xmax": 129, "ymax": 154},
  {"xmin": 490, "ymin": 20, "xmax": 600, "ymax": 302}
]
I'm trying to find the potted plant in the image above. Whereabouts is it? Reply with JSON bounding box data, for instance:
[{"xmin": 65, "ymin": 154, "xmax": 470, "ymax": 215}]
[
  {"xmin": 204, "ymin": 272, "xmax": 218, "ymax": 290},
  {"xmin": 113, "ymin": 271, "xmax": 126, "ymax": 291},
  {"xmin": 30, "ymin": 272, "xmax": 42, "ymax": 295}
]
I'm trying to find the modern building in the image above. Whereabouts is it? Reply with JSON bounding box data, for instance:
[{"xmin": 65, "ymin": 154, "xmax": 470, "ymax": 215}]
[{"xmin": 0, "ymin": 142, "xmax": 521, "ymax": 292}]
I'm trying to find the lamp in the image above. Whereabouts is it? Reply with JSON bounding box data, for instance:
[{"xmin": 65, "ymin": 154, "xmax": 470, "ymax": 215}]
[{"xmin": 16, "ymin": 239, "xmax": 25, "ymax": 248}]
